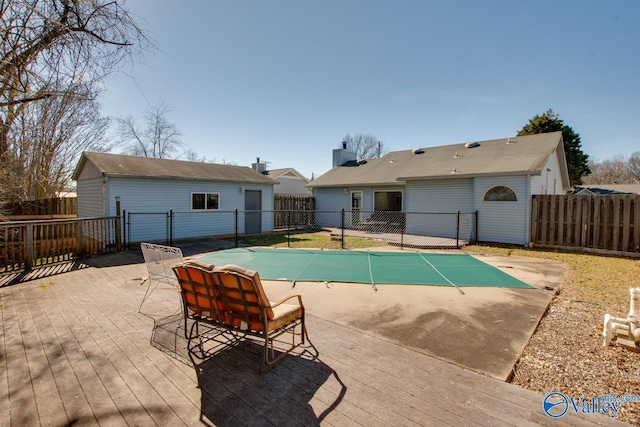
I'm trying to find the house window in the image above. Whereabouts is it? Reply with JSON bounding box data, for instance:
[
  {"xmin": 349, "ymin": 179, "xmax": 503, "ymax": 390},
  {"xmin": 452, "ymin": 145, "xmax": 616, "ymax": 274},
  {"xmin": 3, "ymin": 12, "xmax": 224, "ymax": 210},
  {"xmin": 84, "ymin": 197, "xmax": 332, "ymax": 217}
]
[
  {"xmin": 374, "ymin": 191, "xmax": 403, "ymax": 211},
  {"xmin": 192, "ymin": 192, "xmax": 220, "ymax": 210},
  {"xmin": 483, "ymin": 186, "xmax": 517, "ymax": 202}
]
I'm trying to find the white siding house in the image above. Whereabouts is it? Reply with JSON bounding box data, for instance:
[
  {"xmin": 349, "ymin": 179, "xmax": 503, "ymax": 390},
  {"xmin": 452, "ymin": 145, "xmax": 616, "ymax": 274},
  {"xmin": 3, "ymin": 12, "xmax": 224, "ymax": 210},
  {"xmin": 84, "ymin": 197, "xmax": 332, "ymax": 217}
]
[
  {"xmin": 309, "ymin": 132, "xmax": 570, "ymax": 245},
  {"xmin": 73, "ymin": 152, "xmax": 275, "ymax": 242},
  {"xmin": 251, "ymin": 160, "xmax": 312, "ymax": 195}
]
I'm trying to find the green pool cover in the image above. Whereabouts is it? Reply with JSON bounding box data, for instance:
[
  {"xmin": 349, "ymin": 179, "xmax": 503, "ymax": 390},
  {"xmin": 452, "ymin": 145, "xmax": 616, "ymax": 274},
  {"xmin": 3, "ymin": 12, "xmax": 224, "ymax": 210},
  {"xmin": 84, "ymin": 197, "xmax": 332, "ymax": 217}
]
[{"xmin": 198, "ymin": 247, "xmax": 533, "ymax": 288}]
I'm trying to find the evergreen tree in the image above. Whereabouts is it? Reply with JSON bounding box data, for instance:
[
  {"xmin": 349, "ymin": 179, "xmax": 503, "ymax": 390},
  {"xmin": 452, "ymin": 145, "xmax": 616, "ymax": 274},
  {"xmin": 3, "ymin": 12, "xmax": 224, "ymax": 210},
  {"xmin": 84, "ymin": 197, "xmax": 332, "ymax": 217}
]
[{"xmin": 517, "ymin": 109, "xmax": 590, "ymax": 186}]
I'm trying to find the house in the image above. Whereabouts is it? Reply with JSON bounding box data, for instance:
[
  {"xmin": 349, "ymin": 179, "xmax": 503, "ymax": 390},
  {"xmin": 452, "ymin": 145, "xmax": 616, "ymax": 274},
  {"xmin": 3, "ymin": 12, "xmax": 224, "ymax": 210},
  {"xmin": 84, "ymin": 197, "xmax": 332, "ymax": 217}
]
[
  {"xmin": 572, "ymin": 184, "xmax": 640, "ymax": 195},
  {"xmin": 251, "ymin": 159, "xmax": 312, "ymax": 195},
  {"xmin": 308, "ymin": 132, "xmax": 570, "ymax": 245},
  {"xmin": 72, "ymin": 152, "xmax": 275, "ymax": 241}
]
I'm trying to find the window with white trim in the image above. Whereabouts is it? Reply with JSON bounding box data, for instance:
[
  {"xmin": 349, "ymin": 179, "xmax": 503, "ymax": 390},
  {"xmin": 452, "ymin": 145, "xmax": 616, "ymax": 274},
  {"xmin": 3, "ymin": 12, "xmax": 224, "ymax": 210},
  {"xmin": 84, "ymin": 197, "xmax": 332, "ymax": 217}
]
[
  {"xmin": 483, "ymin": 186, "xmax": 517, "ymax": 201},
  {"xmin": 192, "ymin": 192, "xmax": 220, "ymax": 210}
]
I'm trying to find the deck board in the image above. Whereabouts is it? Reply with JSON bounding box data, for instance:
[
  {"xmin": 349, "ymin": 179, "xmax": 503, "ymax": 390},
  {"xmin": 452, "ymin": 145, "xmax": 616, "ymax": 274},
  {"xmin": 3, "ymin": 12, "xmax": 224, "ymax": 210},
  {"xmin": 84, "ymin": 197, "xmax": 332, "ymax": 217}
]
[{"xmin": 0, "ymin": 255, "xmax": 631, "ymax": 426}]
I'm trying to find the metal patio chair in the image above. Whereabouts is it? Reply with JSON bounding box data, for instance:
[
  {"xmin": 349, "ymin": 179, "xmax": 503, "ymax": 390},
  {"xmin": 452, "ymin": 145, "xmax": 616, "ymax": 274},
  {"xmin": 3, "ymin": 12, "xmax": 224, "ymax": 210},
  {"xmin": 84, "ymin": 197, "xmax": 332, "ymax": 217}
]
[{"xmin": 139, "ymin": 242, "xmax": 184, "ymax": 312}]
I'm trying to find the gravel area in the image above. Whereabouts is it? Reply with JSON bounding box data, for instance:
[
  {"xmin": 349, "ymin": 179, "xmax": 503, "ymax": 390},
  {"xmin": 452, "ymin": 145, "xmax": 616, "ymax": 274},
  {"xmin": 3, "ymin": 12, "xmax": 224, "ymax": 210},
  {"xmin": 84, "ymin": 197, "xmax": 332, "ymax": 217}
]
[{"xmin": 511, "ymin": 280, "xmax": 640, "ymax": 425}]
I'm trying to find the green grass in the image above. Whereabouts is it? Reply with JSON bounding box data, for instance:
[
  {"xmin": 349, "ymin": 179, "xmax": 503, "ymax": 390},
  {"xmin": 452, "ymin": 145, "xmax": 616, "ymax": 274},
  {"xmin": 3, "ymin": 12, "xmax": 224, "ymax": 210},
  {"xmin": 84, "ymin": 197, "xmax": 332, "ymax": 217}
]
[
  {"xmin": 463, "ymin": 244, "xmax": 640, "ymax": 311},
  {"xmin": 236, "ymin": 231, "xmax": 386, "ymax": 250}
]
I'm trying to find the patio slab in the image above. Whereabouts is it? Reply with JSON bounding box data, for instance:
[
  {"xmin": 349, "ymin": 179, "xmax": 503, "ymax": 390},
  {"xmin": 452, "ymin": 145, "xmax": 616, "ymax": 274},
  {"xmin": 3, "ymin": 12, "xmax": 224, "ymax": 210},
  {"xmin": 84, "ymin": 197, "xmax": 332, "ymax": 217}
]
[{"xmin": 253, "ymin": 250, "xmax": 562, "ymax": 380}]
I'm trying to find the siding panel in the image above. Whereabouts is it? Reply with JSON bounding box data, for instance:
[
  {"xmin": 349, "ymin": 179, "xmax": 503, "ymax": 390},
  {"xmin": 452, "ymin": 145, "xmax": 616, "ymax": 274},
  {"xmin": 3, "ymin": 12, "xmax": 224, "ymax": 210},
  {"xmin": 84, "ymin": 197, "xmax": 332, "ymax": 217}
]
[
  {"xmin": 405, "ymin": 180, "xmax": 473, "ymax": 238},
  {"xmin": 106, "ymin": 177, "xmax": 273, "ymax": 241},
  {"xmin": 313, "ymin": 188, "xmax": 349, "ymax": 227},
  {"xmin": 474, "ymin": 176, "xmax": 528, "ymax": 245},
  {"xmin": 77, "ymin": 177, "xmax": 104, "ymax": 218},
  {"xmin": 530, "ymin": 151, "xmax": 565, "ymax": 195}
]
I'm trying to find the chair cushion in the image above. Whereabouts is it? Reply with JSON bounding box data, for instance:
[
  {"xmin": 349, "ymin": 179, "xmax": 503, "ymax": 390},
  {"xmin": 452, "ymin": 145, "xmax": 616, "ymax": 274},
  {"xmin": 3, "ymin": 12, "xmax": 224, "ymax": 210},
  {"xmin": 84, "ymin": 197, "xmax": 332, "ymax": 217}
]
[{"xmin": 267, "ymin": 302, "xmax": 303, "ymax": 332}]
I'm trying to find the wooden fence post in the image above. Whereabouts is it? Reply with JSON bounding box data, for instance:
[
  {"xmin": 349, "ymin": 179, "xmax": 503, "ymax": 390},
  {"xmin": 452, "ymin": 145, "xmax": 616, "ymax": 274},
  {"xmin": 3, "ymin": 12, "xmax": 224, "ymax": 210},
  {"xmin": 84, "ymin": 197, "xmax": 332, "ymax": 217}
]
[{"xmin": 25, "ymin": 223, "xmax": 34, "ymax": 270}]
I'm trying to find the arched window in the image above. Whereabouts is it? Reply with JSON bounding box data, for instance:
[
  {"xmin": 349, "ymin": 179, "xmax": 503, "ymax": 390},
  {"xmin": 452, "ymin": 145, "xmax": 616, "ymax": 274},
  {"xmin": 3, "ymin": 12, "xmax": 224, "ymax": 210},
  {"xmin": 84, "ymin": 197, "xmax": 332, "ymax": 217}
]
[{"xmin": 483, "ymin": 185, "xmax": 517, "ymax": 201}]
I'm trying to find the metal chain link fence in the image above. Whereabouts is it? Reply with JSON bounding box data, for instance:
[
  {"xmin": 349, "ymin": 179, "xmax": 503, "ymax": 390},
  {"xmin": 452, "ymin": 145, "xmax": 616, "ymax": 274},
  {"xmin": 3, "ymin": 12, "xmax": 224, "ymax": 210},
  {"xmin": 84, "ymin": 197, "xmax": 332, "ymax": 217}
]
[{"xmin": 125, "ymin": 209, "xmax": 477, "ymax": 249}]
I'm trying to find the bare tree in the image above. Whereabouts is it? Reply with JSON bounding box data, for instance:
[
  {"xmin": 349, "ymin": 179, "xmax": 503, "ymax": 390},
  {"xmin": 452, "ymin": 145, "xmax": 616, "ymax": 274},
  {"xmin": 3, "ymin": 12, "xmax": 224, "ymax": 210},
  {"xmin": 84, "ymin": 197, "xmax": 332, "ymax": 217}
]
[
  {"xmin": 583, "ymin": 154, "xmax": 638, "ymax": 185},
  {"xmin": 2, "ymin": 83, "xmax": 110, "ymax": 202},
  {"xmin": 0, "ymin": 0, "xmax": 147, "ymax": 153},
  {"xmin": 0, "ymin": 0, "xmax": 148, "ymax": 205},
  {"xmin": 628, "ymin": 151, "xmax": 640, "ymax": 182},
  {"xmin": 117, "ymin": 101, "xmax": 183, "ymax": 159},
  {"xmin": 180, "ymin": 148, "xmax": 207, "ymax": 163},
  {"xmin": 342, "ymin": 132, "xmax": 387, "ymax": 160}
]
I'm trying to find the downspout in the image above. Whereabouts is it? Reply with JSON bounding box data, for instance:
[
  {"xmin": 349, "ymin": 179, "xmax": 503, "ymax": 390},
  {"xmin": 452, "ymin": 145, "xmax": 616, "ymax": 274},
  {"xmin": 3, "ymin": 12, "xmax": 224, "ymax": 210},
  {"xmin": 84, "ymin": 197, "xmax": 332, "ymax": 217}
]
[
  {"xmin": 525, "ymin": 175, "xmax": 532, "ymax": 247},
  {"xmin": 103, "ymin": 175, "xmax": 109, "ymax": 217}
]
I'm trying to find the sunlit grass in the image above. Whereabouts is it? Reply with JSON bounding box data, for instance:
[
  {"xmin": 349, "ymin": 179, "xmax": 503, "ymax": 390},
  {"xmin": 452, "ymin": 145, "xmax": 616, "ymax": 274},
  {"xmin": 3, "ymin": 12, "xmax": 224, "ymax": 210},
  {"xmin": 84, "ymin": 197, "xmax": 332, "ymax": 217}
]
[
  {"xmin": 237, "ymin": 231, "xmax": 385, "ymax": 250},
  {"xmin": 463, "ymin": 244, "xmax": 640, "ymax": 311}
]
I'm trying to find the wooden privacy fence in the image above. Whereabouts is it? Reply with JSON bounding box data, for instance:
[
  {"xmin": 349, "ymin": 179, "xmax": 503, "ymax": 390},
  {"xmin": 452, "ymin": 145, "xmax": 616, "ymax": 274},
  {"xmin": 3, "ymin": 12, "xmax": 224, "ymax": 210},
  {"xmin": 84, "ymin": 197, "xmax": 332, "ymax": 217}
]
[
  {"xmin": 273, "ymin": 194, "xmax": 315, "ymax": 229},
  {"xmin": 2, "ymin": 197, "xmax": 77, "ymax": 216},
  {"xmin": 531, "ymin": 195, "xmax": 640, "ymax": 255},
  {"xmin": 0, "ymin": 216, "xmax": 121, "ymax": 272}
]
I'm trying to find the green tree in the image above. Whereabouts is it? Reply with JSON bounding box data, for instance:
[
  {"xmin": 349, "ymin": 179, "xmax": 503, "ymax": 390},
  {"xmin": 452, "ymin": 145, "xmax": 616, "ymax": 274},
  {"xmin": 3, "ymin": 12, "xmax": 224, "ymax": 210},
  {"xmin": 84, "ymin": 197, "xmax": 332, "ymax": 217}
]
[{"xmin": 517, "ymin": 109, "xmax": 590, "ymax": 186}]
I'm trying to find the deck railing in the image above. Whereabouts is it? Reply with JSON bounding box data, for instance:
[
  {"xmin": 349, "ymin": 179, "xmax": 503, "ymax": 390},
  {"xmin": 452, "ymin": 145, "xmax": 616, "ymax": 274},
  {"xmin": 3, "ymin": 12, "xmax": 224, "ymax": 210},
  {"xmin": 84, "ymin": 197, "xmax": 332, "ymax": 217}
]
[{"xmin": 1, "ymin": 216, "xmax": 121, "ymax": 272}]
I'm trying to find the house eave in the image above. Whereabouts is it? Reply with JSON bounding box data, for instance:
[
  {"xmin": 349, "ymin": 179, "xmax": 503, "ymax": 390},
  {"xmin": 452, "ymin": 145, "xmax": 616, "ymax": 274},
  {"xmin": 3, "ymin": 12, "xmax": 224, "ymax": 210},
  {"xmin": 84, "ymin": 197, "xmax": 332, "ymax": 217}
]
[
  {"xmin": 307, "ymin": 181, "xmax": 406, "ymax": 189},
  {"xmin": 102, "ymin": 173, "xmax": 275, "ymax": 185},
  {"xmin": 398, "ymin": 170, "xmax": 543, "ymax": 181}
]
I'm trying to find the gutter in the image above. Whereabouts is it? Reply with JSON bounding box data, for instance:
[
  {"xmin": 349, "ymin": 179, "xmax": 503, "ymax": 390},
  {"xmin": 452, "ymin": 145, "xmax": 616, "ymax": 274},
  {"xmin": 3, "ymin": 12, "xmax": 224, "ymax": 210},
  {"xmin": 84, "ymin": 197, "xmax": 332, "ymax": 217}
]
[
  {"xmin": 398, "ymin": 169, "xmax": 544, "ymax": 182},
  {"xmin": 101, "ymin": 173, "xmax": 275, "ymax": 186}
]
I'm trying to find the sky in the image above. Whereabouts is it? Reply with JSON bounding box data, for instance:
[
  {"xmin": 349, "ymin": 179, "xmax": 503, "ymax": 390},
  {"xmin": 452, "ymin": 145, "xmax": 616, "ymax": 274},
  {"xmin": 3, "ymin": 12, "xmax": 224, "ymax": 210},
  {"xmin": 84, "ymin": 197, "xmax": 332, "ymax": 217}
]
[{"xmin": 100, "ymin": 0, "xmax": 640, "ymax": 180}]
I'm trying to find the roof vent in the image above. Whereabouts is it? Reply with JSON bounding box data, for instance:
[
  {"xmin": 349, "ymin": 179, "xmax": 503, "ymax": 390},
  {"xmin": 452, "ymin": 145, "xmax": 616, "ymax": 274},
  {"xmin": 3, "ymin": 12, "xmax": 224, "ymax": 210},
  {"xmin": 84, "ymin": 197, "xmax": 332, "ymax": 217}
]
[
  {"xmin": 451, "ymin": 167, "xmax": 459, "ymax": 174},
  {"xmin": 506, "ymin": 137, "xmax": 516, "ymax": 144},
  {"xmin": 465, "ymin": 141, "xmax": 480, "ymax": 148},
  {"xmin": 412, "ymin": 148, "xmax": 425, "ymax": 154},
  {"xmin": 454, "ymin": 152, "xmax": 460, "ymax": 158}
]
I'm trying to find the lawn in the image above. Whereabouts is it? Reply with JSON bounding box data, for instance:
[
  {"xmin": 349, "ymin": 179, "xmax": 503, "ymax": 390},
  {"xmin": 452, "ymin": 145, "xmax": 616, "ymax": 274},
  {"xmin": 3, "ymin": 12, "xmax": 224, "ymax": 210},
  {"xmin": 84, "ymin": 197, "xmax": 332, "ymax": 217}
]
[
  {"xmin": 237, "ymin": 231, "xmax": 386, "ymax": 250},
  {"xmin": 462, "ymin": 244, "xmax": 640, "ymax": 313}
]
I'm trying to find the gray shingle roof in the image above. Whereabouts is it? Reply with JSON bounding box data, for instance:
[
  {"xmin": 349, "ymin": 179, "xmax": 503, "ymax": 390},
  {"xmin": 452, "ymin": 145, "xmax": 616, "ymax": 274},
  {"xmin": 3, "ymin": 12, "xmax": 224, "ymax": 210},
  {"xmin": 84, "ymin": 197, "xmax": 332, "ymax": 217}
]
[
  {"xmin": 73, "ymin": 152, "xmax": 275, "ymax": 184},
  {"xmin": 309, "ymin": 132, "xmax": 565, "ymax": 187},
  {"xmin": 573, "ymin": 184, "xmax": 640, "ymax": 195},
  {"xmin": 266, "ymin": 168, "xmax": 310, "ymax": 182}
]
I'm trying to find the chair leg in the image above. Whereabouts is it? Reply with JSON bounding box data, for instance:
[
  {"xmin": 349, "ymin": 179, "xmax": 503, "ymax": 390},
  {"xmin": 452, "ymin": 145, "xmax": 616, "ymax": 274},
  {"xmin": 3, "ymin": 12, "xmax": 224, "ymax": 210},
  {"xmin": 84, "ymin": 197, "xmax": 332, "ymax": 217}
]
[
  {"xmin": 262, "ymin": 319, "xmax": 307, "ymax": 369},
  {"xmin": 137, "ymin": 278, "xmax": 153, "ymax": 312},
  {"xmin": 184, "ymin": 313, "xmax": 189, "ymax": 339}
]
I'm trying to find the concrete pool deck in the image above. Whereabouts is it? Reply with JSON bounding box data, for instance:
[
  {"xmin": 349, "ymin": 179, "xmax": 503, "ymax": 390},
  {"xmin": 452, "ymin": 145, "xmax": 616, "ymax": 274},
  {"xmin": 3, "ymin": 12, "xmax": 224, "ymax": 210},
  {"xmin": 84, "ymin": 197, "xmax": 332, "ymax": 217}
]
[{"xmin": 246, "ymin": 248, "xmax": 564, "ymax": 380}]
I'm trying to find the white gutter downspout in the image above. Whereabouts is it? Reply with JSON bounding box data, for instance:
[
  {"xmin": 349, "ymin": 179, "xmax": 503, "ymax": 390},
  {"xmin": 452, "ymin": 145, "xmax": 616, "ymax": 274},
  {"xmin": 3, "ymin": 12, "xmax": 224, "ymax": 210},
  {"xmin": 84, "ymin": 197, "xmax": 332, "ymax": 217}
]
[
  {"xmin": 103, "ymin": 175, "xmax": 109, "ymax": 217},
  {"xmin": 525, "ymin": 174, "xmax": 532, "ymax": 247}
]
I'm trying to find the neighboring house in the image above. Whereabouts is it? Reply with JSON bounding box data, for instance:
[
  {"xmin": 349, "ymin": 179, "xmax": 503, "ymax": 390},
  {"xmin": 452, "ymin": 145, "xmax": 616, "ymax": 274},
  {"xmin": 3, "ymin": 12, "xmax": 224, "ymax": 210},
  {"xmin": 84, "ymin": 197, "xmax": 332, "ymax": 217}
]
[
  {"xmin": 251, "ymin": 159, "xmax": 312, "ymax": 195},
  {"xmin": 308, "ymin": 132, "xmax": 570, "ymax": 245},
  {"xmin": 572, "ymin": 184, "xmax": 640, "ymax": 195},
  {"xmin": 73, "ymin": 152, "xmax": 275, "ymax": 241}
]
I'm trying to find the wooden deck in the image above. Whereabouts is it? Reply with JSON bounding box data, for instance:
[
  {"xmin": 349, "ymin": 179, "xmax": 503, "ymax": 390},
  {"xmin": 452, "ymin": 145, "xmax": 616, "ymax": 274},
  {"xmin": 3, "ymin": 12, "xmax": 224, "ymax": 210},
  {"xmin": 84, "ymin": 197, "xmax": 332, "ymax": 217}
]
[{"xmin": 0, "ymin": 252, "xmax": 630, "ymax": 426}]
